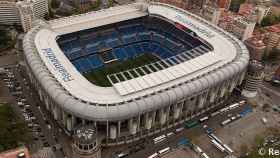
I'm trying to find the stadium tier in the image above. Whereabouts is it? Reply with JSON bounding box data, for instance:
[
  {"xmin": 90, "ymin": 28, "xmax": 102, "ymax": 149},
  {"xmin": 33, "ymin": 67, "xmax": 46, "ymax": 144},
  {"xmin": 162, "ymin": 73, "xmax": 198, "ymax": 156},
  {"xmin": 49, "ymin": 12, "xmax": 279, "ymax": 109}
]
[{"xmin": 23, "ymin": 2, "xmax": 249, "ymax": 146}]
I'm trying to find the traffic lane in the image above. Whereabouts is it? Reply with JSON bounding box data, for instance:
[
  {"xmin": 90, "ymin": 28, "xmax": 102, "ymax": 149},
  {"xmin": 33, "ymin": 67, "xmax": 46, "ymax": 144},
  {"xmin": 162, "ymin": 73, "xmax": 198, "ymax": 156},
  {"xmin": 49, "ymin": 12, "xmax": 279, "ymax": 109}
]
[
  {"xmin": 261, "ymin": 83, "xmax": 280, "ymax": 107},
  {"xmin": 262, "ymin": 82, "xmax": 280, "ymax": 97}
]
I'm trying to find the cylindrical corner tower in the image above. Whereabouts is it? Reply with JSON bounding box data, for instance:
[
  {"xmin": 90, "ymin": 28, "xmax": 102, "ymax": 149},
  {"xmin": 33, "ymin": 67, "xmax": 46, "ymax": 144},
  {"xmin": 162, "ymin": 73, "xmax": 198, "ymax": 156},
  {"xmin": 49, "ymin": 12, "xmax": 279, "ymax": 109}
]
[
  {"xmin": 242, "ymin": 60, "xmax": 264, "ymax": 98},
  {"xmin": 72, "ymin": 125, "xmax": 101, "ymax": 158}
]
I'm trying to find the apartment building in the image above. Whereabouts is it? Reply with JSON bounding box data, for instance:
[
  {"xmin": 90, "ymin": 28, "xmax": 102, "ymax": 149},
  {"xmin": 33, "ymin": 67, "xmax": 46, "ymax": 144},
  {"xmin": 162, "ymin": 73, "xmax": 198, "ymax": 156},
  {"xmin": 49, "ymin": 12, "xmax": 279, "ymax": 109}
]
[{"xmin": 0, "ymin": 0, "xmax": 48, "ymax": 32}]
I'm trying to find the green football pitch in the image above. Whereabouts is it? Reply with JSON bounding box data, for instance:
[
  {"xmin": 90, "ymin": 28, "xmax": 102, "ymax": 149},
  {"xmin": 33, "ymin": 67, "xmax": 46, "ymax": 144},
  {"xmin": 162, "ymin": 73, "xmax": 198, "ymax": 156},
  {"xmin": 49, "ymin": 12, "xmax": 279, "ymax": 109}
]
[{"xmin": 84, "ymin": 53, "xmax": 159, "ymax": 87}]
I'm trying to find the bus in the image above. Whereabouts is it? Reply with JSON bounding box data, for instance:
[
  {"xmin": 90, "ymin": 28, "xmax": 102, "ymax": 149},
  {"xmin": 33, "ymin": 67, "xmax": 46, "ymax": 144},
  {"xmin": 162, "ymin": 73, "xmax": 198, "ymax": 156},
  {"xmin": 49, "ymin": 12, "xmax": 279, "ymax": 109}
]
[
  {"xmin": 199, "ymin": 116, "xmax": 209, "ymax": 122},
  {"xmin": 116, "ymin": 152, "xmax": 129, "ymax": 158},
  {"xmin": 221, "ymin": 119, "xmax": 231, "ymax": 126},
  {"xmin": 229, "ymin": 103, "xmax": 239, "ymax": 110},
  {"xmin": 210, "ymin": 139, "xmax": 225, "ymax": 152},
  {"xmin": 209, "ymin": 134, "xmax": 223, "ymax": 144},
  {"xmin": 219, "ymin": 107, "xmax": 230, "ymax": 113},
  {"xmin": 148, "ymin": 153, "xmax": 158, "ymax": 158},
  {"xmin": 210, "ymin": 111, "xmax": 220, "ymax": 117},
  {"xmin": 158, "ymin": 147, "xmax": 170, "ymax": 155},
  {"xmin": 239, "ymin": 100, "xmax": 246, "ymax": 105},
  {"xmin": 153, "ymin": 135, "xmax": 166, "ymax": 144},
  {"xmin": 201, "ymin": 153, "xmax": 210, "ymax": 158},
  {"xmin": 185, "ymin": 120, "xmax": 199, "ymax": 129},
  {"xmin": 223, "ymin": 144, "xmax": 234, "ymax": 154},
  {"xmin": 175, "ymin": 127, "xmax": 184, "ymax": 133},
  {"xmin": 194, "ymin": 146, "xmax": 203, "ymax": 153}
]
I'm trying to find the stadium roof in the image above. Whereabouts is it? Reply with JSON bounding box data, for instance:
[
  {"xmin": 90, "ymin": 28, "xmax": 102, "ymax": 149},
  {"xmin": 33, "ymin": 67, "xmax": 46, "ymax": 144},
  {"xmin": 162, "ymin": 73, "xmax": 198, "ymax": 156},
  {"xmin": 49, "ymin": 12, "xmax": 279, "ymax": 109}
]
[{"xmin": 24, "ymin": 2, "xmax": 249, "ymax": 121}]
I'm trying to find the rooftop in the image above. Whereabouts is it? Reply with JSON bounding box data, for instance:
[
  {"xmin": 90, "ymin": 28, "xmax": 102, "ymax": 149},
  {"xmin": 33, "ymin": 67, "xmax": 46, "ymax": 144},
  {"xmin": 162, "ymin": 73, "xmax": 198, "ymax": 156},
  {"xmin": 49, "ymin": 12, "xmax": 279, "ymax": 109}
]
[
  {"xmin": 275, "ymin": 66, "xmax": 280, "ymax": 77},
  {"xmin": 245, "ymin": 37, "xmax": 266, "ymax": 48},
  {"xmin": 239, "ymin": 3, "xmax": 255, "ymax": 16},
  {"xmin": 74, "ymin": 125, "xmax": 97, "ymax": 144},
  {"xmin": 266, "ymin": 24, "xmax": 280, "ymax": 33},
  {"xmin": 0, "ymin": 147, "xmax": 30, "ymax": 158}
]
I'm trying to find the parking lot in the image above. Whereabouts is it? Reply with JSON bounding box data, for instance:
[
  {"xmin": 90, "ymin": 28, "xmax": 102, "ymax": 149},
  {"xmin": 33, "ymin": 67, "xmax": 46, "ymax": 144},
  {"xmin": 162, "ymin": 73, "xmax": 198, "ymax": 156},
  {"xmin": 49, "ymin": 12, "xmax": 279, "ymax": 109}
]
[
  {"xmin": 104, "ymin": 95, "xmax": 280, "ymax": 158},
  {"xmin": 0, "ymin": 65, "xmax": 66, "ymax": 158}
]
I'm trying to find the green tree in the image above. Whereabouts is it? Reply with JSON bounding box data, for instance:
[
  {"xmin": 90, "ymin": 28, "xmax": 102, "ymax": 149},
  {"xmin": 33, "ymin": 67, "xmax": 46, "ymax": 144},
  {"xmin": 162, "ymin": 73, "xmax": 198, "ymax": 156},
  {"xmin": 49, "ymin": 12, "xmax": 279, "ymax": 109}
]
[
  {"xmin": 261, "ymin": 14, "xmax": 279, "ymax": 27},
  {"xmin": 0, "ymin": 104, "xmax": 30, "ymax": 152},
  {"xmin": 51, "ymin": 0, "xmax": 60, "ymax": 9},
  {"xmin": 0, "ymin": 30, "xmax": 10, "ymax": 49},
  {"xmin": 268, "ymin": 48, "xmax": 280, "ymax": 61},
  {"xmin": 108, "ymin": 0, "xmax": 114, "ymax": 7},
  {"xmin": 229, "ymin": 0, "xmax": 246, "ymax": 12},
  {"xmin": 90, "ymin": 0, "xmax": 101, "ymax": 11},
  {"xmin": 263, "ymin": 48, "xmax": 280, "ymax": 62}
]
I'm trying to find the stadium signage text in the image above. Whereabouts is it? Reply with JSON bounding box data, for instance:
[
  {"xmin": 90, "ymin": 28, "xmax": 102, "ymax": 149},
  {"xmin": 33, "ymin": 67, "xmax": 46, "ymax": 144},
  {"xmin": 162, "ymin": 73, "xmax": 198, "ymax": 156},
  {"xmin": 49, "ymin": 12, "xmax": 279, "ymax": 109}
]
[
  {"xmin": 175, "ymin": 14, "xmax": 215, "ymax": 38},
  {"xmin": 42, "ymin": 48, "xmax": 74, "ymax": 82}
]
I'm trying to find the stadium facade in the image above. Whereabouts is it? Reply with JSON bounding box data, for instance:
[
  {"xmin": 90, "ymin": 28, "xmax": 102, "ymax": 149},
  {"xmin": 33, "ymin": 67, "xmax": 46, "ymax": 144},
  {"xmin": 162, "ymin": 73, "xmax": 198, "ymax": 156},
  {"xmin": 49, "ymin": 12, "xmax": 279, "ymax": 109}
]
[{"xmin": 23, "ymin": 1, "xmax": 249, "ymax": 146}]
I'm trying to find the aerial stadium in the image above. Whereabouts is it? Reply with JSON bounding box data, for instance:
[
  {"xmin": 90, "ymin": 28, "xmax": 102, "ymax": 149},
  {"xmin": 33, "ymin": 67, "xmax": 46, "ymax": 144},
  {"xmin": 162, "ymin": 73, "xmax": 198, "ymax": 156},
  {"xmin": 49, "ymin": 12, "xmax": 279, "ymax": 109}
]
[{"xmin": 23, "ymin": 0, "xmax": 249, "ymax": 148}]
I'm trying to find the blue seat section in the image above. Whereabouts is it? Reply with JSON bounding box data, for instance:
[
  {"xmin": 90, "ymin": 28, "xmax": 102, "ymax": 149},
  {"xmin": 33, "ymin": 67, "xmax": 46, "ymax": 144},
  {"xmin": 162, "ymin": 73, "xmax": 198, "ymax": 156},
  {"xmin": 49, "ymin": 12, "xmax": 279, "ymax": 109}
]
[
  {"xmin": 122, "ymin": 34, "xmax": 137, "ymax": 44},
  {"xmin": 106, "ymin": 39, "xmax": 120, "ymax": 48},
  {"xmin": 119, "ymin": 24, "xmax": 139, "ymax": 35},
  {"xmin": 124, "ymin": 46, "xmax": 137, "ymax": 59},
  {"xmin": 85, "ymin": 42, "xmax": 100, "ymax": 54},
  {"xmin": 57, "ymin": 18, "xmax": 206, "ymax": 73},
  {"xmin": 97, "ymin": 42, "xmax": 107, "ymax": 51},
  {"xmin": 88, "ymin": 55, "xmax": 104, "ymax": 68},
  {"xmin": 135, "ymin": 24, "xmax": 146, "ymax": 32},
  {"xmin": 141, "ymin": 42, "xmax": 151, "ymax": 52},
  {"xmin": 77, "ymin": 58, "xmax": 92, "ymax": 72},
  {"xmin": 73, "ymin": 60, "xmax": 83, "ymax": 72},
  {"xmin": 60, "ymin": 39, "xmax": 81, "ymax": 55},
  {"xmin": 131, "ymin": 44, "xmax": 144, "ymax": 55},
  {"xmin": 69, "ymin": 50, "xmax": 82, "ymax": 60},
  {"xmin": 155, "ymin": 47, "xmax": 173, "ymax": 59},
  {"xmin": 149, "ymin": 43, "xmax": 160, "ymax": 52},
  {"xmin": 113, "ymin": 48, "xmax": 128, "ymax": 61},
  {"xmin": 138, "ymin": 32, "xmax": 151, "ymax": 41},
  {"xmin": 152, "ymin": 33, "xmax": 166, "ymax": 43}
]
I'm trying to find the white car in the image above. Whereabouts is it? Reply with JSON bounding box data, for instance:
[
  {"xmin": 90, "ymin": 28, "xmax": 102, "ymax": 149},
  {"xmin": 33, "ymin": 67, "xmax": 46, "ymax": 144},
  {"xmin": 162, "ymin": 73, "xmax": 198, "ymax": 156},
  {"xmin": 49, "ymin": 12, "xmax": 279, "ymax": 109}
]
[
  {"xmin": 18, "ymin": 102, "xmax": 24, "ymax": 106},
  {"xmin": 167, "ymin": 132, "xmax": 174, "ymax": 137},
  {"xmin": 203, "ymin": 124, "xmax": 208, "ymax": 129}
]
